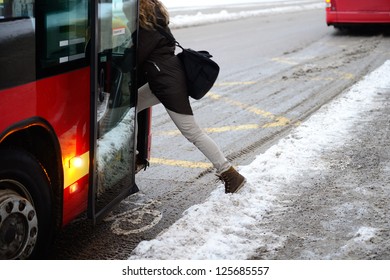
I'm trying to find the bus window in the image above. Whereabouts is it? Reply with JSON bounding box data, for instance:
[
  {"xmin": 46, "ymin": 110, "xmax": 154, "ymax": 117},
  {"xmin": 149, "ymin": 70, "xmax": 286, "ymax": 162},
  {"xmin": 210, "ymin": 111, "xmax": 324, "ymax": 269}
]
[
  {"xmin": 36, "ymin": 0, "xmax": 88, "ymax": 71},
  {"xmin": 0, "ymin": 0, "xmax": 34, "ymax": 18},
  {"xmin": 0, "ymin": 0, "xmax": 35, "ymax": 90}
]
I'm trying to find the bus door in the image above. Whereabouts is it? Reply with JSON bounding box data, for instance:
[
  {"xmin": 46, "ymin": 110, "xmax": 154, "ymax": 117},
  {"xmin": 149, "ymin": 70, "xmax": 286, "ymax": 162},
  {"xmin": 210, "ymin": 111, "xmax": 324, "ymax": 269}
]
[{"xmin": 88, "ymin": 0, "xmax": 139, "ymax": 223}]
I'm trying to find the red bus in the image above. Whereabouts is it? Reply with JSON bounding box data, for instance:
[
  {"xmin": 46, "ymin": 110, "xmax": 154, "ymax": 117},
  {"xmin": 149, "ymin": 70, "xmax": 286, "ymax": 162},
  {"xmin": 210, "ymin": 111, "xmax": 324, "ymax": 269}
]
[
  {"xmin": 0, "ymin": 0, "xmax": 151, "ymax": 259},
  {"xmin": 326, "ymin": 0, "xmax": 390, "ymax": 27}
]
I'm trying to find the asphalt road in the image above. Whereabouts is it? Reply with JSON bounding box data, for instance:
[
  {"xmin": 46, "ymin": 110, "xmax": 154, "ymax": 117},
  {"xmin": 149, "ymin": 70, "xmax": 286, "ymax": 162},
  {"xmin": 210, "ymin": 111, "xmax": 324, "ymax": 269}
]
[{"xmin": 49, "ymin": 7, "xmax": 390, "ymax": 259}]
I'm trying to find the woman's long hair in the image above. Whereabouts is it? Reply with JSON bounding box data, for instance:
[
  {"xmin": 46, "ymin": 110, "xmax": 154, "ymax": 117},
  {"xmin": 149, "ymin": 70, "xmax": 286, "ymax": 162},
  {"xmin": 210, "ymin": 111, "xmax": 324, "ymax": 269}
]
[{"xmin": 139, "ymin": 0, "xmax": 169, "ymax": 30}]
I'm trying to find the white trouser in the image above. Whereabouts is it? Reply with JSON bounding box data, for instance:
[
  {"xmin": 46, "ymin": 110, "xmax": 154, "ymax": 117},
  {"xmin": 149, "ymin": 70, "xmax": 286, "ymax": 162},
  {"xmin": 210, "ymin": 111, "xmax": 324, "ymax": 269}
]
[{"xmin": 137, "ymin": 83, "xmax": 231, "ymax": 173}]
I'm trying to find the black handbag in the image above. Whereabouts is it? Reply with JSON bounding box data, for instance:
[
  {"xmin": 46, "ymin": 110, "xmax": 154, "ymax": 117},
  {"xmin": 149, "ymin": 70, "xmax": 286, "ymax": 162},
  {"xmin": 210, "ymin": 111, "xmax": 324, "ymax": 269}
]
[{"xmin": 156, "ymin": 27, "xmax": 220, "ymax": 100}]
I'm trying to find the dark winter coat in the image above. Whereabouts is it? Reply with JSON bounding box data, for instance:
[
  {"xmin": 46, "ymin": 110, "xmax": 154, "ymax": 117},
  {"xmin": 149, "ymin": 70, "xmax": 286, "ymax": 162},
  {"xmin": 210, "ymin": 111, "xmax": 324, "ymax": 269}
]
[{"xmin": 137, "ymin": 20, "xmax": 193, "ymax": 115}]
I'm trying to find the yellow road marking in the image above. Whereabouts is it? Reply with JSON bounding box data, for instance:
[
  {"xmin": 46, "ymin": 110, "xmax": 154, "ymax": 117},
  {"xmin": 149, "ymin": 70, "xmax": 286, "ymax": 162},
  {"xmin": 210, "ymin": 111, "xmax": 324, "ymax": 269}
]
[
  {"xmin": 311, "ymin": 71, "xmax": 355, "ymax": 81},
  {"xmin": 214, "ymin": 81, "xmax": 257, "ymax": 86},
  {"xmin": 205, "ymin": 124, "xmax": 260, "ymax": 133},
  {"xmin": 155, "ymin": 93, "xmax": 294, "ymax": 136},
  {"xmin": 208, "ymin": 92, "xmax": 291, "ymax": 127},
  {"xmin": 156, "ymin": 121, "xmax": 301, "ymax": 136},
  {"xmin": 272, "ymin": 57, "xmax": 355, "ymax": 81},
  {"xmin": 156, "ymin": 124, "xmax": 261, "ymax": 136},
  {"xmin": 153, "ymin": 68, "xmax": 353, "ymax": 169},
  {"xmin": 152, "ymin": 83, "xmax": 299, "ymax": 169},
  {"xmin": 150, "ymin": 158, "xmax": 212, "ymax": 169},
  {"xmin": 272, "ymin": 57, "xmax": 299, "ymax": 65},
  {"xmin": 334, "ymin": 70, "xmax": 355, "ymax": 80}
]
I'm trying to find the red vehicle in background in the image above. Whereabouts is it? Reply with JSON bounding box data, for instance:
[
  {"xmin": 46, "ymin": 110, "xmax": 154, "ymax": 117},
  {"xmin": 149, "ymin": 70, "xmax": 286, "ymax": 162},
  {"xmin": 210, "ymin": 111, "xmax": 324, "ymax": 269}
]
[
  {"xmin": 0, "ymin": 0, "xmax": 151, "ymax": 259},
  {"xmin": 326, "ymin": 0, "xmax": 390, "ymax": 27}
]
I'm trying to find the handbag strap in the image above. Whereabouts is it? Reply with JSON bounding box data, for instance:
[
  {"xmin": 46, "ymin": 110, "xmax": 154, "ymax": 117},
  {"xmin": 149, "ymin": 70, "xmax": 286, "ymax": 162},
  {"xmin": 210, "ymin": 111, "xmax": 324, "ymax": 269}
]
[{"xmin": 155, "ymin": 25, "xmax": 184, "ymax": 50}]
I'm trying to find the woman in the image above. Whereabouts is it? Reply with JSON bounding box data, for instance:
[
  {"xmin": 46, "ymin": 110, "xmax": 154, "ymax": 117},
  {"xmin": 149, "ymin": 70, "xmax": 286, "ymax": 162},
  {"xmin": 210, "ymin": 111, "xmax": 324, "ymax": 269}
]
[{"xmin": 135, "ymin": 0, "xmax": 246, "ymax": 193}]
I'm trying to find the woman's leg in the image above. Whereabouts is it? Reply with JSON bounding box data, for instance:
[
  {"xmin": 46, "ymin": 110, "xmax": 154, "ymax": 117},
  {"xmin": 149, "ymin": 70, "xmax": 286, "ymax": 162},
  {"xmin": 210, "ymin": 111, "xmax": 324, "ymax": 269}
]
[
  {"xmin": 135, "ymin": 83, "xmax": 160, "ymax": 166},
  {"xmin": 137, "ymin": 83, "xmax": 161, "ymax": 113},
  {"xmin": 166, "ymin": 108, "xmax": 231, "ymax": 173},
  {"xmin": 136, "ymin": 85, "xmax": 245, "ymax": 192},
  {"xmin": 137, "ymin": 83, "xmax": 226, "ymax": 170}
]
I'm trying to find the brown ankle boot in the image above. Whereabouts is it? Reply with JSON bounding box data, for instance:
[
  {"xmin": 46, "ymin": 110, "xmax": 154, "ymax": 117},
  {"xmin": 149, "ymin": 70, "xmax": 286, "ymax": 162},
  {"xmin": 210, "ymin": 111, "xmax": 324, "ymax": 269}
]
[{"xmin": 218, "ymin": 166, "xmax": 246, "ymax": 193}]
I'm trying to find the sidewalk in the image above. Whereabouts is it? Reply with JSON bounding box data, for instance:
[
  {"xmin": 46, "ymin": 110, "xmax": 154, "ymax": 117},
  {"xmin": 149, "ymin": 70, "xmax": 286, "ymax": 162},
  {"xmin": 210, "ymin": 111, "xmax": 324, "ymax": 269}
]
[{"xmin": 250, "ymin": 63, "xmax": 390, "ymax": 259}]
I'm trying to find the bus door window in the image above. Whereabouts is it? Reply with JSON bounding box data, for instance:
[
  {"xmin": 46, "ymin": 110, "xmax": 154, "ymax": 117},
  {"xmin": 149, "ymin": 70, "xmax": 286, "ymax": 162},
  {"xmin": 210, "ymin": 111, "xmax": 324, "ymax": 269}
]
[
  {"xmin": 0, "ymin": 0, "xmax": 35, "ymax": 90},
  {"xmin": 91, "ymin": 0, "xmax": 138, "ymax": 219},
  {"xmin": 97, "ymin": 0, "xmax": 136, "ymax": 137}
]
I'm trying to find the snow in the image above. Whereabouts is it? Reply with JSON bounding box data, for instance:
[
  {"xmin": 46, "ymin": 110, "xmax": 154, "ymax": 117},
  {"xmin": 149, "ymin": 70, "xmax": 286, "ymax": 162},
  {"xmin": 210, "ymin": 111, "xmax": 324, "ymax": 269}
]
[
  {"xmin": 162, "ymin": 0, "xmax": 324, "ymax": 28},
  {"xmin": 97, "ymin": 108, "xmax": 136, "ymax": 194},
  {"xmin": 162, "ymin": 0, "xmax": 316, "ymax": 9},
  {"xmin": 128, "ymin": 50, "xmax": 390, "ymax": 259}
]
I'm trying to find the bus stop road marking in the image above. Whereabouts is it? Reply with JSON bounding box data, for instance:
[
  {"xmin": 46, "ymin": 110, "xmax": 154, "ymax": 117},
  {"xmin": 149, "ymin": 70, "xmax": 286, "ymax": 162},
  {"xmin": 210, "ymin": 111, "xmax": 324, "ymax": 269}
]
[
  {"xmin": 272, "ymin": 57, "xmax": 299, "ymax": 65},
  {"xmin": 155, "ymin": 124, "xmax": 261, "ymax": 136},
  {"xmin": 154, "ymin": 93, "xmax": 296, "ymax": 136},
  {"xmin": 213, "ymin": 81, "xmax": 257, "ymax": 86},
  {"xmin": 272, "ymin": 57, "xmax": 355, "ymax": 80},
  {"xmin": 151, "ymin": 82, "xmax": 298, "ymax": 169},
  {"xmin": 207, "ymin": 92, "xmax": 292, "ymax": 127},
  {"xmin": 155, "ymin": 120, "xmax": 300, "ymax": 137},
  {"xmin": 149, "ymin": 158, "xmax": 213, "ymax": 169}
]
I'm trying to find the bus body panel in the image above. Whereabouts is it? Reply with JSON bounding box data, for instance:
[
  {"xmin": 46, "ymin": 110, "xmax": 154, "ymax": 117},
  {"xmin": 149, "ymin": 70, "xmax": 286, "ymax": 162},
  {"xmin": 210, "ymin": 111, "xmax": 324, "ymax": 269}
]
[
  {"xmin": 326, "ymin": 0, "xmax": 390, "ymax": 25},
  {"xmin": 0, "ymin": 67, "xmax": 91, "ymax": 225},
  {"xmin": 337, "ymin": 0, "xmax": 389, "ymax": 12},
  {"xmin": 0, "ymin": 0, "xmax": 148, "ymax": 259}
]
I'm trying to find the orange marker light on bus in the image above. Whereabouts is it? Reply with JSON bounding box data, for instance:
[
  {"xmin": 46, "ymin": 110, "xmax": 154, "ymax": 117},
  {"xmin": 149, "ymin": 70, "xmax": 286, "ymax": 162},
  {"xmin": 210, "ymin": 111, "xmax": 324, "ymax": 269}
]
[
  {"xmin": 69, "ymin": 156, "xmax": 83, "ymax": 168},
  {"xmin": 69, "ymin": 182, "xmax": 79, "ymax": 194}
]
